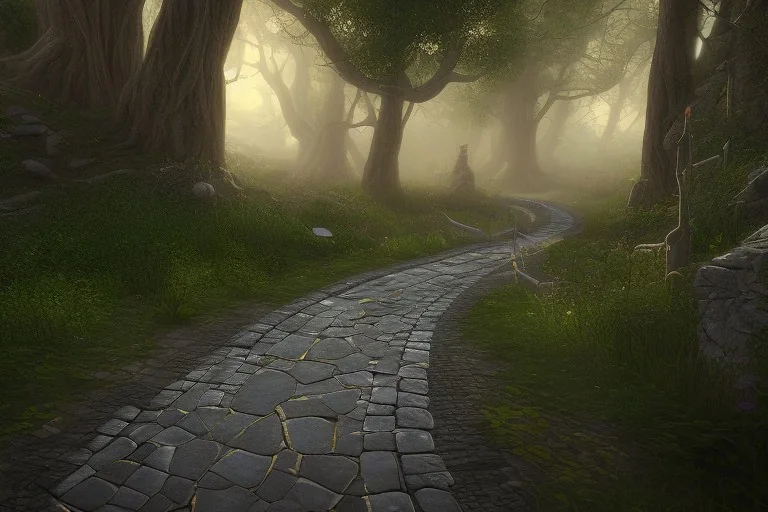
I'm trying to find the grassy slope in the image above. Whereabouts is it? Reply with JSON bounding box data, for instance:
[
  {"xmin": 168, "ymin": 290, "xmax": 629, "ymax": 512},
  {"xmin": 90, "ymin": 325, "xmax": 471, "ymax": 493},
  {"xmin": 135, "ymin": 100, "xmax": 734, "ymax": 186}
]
[{"xmin": 462, "ymin": 150, "xmax": 768, "ymax": 511}]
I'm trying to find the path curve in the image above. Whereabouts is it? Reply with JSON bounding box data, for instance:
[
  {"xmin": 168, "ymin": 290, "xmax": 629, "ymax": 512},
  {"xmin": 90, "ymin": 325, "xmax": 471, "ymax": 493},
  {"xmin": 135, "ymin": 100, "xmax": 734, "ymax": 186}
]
[{"xmin": 49, "ymin": 200, "xmax": 574, "ymax": 512}]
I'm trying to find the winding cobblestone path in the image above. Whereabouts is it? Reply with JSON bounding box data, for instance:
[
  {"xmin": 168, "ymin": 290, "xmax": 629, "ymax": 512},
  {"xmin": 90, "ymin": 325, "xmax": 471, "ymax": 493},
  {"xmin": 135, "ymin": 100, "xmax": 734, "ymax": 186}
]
[{"xmin": 33, "ymin": 201, "xmax": 573, "ymax": 512}]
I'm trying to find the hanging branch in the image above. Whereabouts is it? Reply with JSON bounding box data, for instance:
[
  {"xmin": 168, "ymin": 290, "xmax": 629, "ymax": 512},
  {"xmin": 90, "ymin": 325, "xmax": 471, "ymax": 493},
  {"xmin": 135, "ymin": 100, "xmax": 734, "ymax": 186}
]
[{"xmin": 402, "ymin": 101, "xmax": 415, "ymax": 125}]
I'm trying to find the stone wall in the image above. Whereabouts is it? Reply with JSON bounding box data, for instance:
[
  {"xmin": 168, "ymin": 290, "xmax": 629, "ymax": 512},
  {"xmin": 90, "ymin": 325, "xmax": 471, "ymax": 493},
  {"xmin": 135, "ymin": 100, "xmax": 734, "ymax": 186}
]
[{"xmin": 694, "ymin": 224, "xmax": 768, "ymax": 400}]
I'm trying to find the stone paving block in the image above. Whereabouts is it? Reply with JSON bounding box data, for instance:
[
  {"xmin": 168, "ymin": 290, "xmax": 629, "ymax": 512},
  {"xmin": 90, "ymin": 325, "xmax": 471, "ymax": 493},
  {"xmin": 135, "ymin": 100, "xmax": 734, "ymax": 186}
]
[
  {"xmin": 413, "ymin": 488, "xmax": 462, "ymax": 512},
  {"xmin": 335, "ymin": 495, "xmax": 368, "ymax": 512},
  {"xmin": 399, "ymin": 378, "xmax": 428, "ymax": 395},
  {"xmin": 299, "ymin": 455, "xmax": 359, "ymax": 493},
  {"xmin": 396, "ymin": 407, "xmax": 434, "ymax": 429},
  {"xmin": 109, "ymin": 485, "xmax": 150, "ymax": 509},
  {"xmin": 403, "ymin": 349, "xmax": 429, "ymax": 363},
  {"xmin": 283, "ymin": 478, "xmax": 343, "ymax": 510},
  {"xmin": 96, "ymin": 460, "xmax": 140, "ymax": 485},
  {"xmin": 371, "ymin": 358, "xmax": 400, "ymax": 375},
  {"xmin": 86, "ymin": 435, "xmax": 114, "ymax": 452},
  {"xmin": 97, "ymin": 419, "xmax": 129, "ymax": 437},
  {"xmin": 370, "ymin": 387, "xmax": 397, "ymax": 405},
  {"xmin": 397, "ymin": 392, "xmax": 429, "ymax": 409},
  {"xmin": 177, "ymin": 412, "xmax": 209, "ymax": 436},
  {"xmin": 228, "ymin": 414, "xmax": 284, "ymax": 455},
  {"xmin": 372, "ymin": 374, "xmax": 399, "ymax": 387},
  {"xmin": 273, "ymin": 449, "xmax": 301, "ymax": 474},
  {"xmin": 61, "ymin": 477, "xmax": 117, "ymax": 511},
  {"xmin": 114, "ymin": 406, "xmax": 141, "ymax": 422},
  {"xmin": 231, "ymin": 369, "xmax": 297, "ymax": 415},
  {"xmin": 160, "ymin": 475, "xmax": 194, "ymax": 505},
  {"xmin": 288, "ymin": 361, "xmax": 335, "ymax": 384},
  {"xmin": 360, "ymin": 451, "xmax": 401, "ymax": 493},
  {"xmin": 211, "ymin": 411, "xmax": 259, "ymax": 443},
  {"xmin": 124, "ymin": 466, "xmax": 168, "ymax": 496},
  {"xmin": 334, "ymin": 353, "xmax": 374, "ymax": 373},
  {"xmin": 157, "ymin": 409, "xmax": 185, "ymax": 427},
  {"xmin": 368, "ymin": 491, "xmax": 415, "ymax": 512},
  {"xmin": 144, "ymin": 446, "xmax": 175, "ymax": 473},
  {"xmin": 363, "ymin": 416, "xmax": 395, "ymax": 432},
  {"xmin": 267, "ymin": 334, "xmax": 317, "ymax": 360},
  {"xmin": 306, "ymin": 337, "xmax": 358, "ymax": 360},
  {"xmin": 193, "ymin": 486, "xmax": 261, "ymax": 512},
  {"xmin": 284, "ymin": 417, "xmax": 335, "ymax": 454},
  {"xmin": 279, "ymin": 398, "xmax": 337, "ymax": 419},
  {"xmin": 54, "ymin": 465, "xmax": 96, "ymax": 496},
  {"xmin": 404, "ymin": 471, "xmax": 454, "ymax": 491},
  {"xmin": 296, "ymin": 377, "xmax": 345, "ymax": 396},
  {"xmin": 89, "ymin": 437, "xmax": 138, "ymax": 471},
  {"xmin": 210, "ymin": 449, "xmax": 272, "ymax": 488},
  {"xmin": 321, "ymin": 389, "xmax": 361, "ymax": 414},
  {"xmin": 395, "ymin": 430, "xmax": 435, "ymax": 454},
  {"xmin": 129, "ymin": 424, "xmax": 164, "ymax": 445},
  {"xmin": 367, "ymin": 403, "xmax": 395, "ymax": 416},
  {"xmin": 364, "ymin": 433, "xmax": 396, "ymax": 451},
  {"xmin": 256, "ymin": 469, "xmax": 297, "ymax": 502},
  {"xmin": 168, "ymin": 439, "xmax": 222, "ymax": 480},
  {"xmin": 150, "ymin": 426, "xmax": 194, "ymax": 447},
  {"xmin": 335, "ymin": 371, "xmax": 373, "ymax": 387}
]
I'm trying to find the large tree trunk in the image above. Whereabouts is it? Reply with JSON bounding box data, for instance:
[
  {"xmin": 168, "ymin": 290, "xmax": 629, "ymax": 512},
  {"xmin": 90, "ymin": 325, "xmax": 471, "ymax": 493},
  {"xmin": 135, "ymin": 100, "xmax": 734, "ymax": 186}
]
[
  {"xmin": 630, "ymin": 0, "xmax": 699, "ymax": 207},
  {"xmin": 3, "ymin": 0, "xmax": 145, "ymax": 109},
  {"xmin": 117, "ymin": 0, "xmax": 244, "ymax": 168},
  {"xmin": 496, "ymin": 74, "xmax": 542, "ymax": 189},
  {"xmin": 362, "ymin": 93, "xmax": 406, "ymax": 197},
  {"xmin": 304, "ymin": 73, "xmax": 354, "ymax": 181}
]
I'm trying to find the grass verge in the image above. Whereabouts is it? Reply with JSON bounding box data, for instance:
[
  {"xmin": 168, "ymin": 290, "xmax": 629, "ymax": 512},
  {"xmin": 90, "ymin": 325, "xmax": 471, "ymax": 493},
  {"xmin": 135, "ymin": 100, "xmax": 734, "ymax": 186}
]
[{"xmin": 463, "ymin": 153, "xmax": 768, "ymax": 511}]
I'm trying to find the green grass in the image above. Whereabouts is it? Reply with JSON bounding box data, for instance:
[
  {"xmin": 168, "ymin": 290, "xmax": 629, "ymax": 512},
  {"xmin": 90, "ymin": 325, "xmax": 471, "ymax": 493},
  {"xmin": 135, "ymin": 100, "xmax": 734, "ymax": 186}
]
[
  {"xmin": 0, "ymin": 0, "xmax": 37, "ymax": 54},
  {"xmin": 0, "ymin": 159, "xmax": 520, "ymax": 437},
  {"xmin": 463, "ymin": 154, "xmax": 768, "ymax": 511}
]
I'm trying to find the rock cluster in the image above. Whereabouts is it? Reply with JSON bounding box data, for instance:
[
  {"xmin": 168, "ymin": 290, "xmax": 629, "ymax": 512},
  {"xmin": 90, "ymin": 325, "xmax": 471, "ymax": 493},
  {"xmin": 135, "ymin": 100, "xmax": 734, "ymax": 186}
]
[{"xmin": 694, "ymin": 223, "xmax": 768, "ymax": 402}]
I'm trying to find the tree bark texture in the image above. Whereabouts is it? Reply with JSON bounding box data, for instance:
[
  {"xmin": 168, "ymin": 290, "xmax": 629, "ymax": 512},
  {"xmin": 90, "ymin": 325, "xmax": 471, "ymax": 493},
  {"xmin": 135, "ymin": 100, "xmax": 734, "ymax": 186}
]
[
  {"xmin": 496, "ymin": 73, "xmax": 542, "ymax": 189},
  {"xmin": 4, "ymin": 0, "xmax": 145, "ymax": 109},
  {"xmin": 362, "ymin": 93, "xmax": 406, "ymax": 197},
  {"xmin": 117, "ymin": 0, "xmax": 244, "ymax": 168},
  {"xmin": 632, "ymin": 0, "xmax": 699, "ymax": 207}
]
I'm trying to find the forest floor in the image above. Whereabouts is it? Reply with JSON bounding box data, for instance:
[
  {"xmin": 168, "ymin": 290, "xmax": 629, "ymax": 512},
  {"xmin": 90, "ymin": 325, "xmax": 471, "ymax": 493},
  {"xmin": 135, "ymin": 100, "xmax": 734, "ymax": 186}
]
[{"xmin": 455, "ymin": 161, "xmax": 768, "ymax": 511}]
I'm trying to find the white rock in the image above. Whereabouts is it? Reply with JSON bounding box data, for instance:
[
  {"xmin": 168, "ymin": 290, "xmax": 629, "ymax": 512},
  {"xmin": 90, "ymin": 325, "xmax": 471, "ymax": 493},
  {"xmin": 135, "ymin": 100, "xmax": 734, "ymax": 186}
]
[
  {"xmin": 312, "ymin": 227, "xmax": 333, "ymax": 237},
  {"xmin": 192, "ymin": 182, "xmax": 216, "ymax": 198}
]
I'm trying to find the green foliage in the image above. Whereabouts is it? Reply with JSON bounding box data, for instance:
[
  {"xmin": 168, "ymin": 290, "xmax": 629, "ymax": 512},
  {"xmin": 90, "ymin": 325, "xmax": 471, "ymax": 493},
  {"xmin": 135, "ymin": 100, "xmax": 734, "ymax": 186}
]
[
  {"xmin": 287, "ymin": 0, "xmax": 525, "ymax": 87},
  {"xmin": 0, "ymin": 167, "xmax": 510, "ymax": 437},
  {"xmin": 463, "ymin": 172, "xmax": 768, "ymax": 510},
  {"xmin": 0, "ymin": 0, "xmax": 37, "ymax": 54}
]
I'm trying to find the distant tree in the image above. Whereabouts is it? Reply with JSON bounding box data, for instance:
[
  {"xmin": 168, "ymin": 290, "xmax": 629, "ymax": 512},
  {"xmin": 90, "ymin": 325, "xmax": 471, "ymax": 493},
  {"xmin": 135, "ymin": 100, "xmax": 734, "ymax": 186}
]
[
  {"xmin": 268, "ymin": 0, "xmax": 520, "ymax": 198},
  {"xmin": 116, "ymin": 0, "xmax": 244, "ymax": 169},
  {"xmin": 2, "ymin": 0, "xmax": 145, "ymax": 109},
  {"xmin": 472, "ymin": 0, "xmax": 657, "ymax": 189}
]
